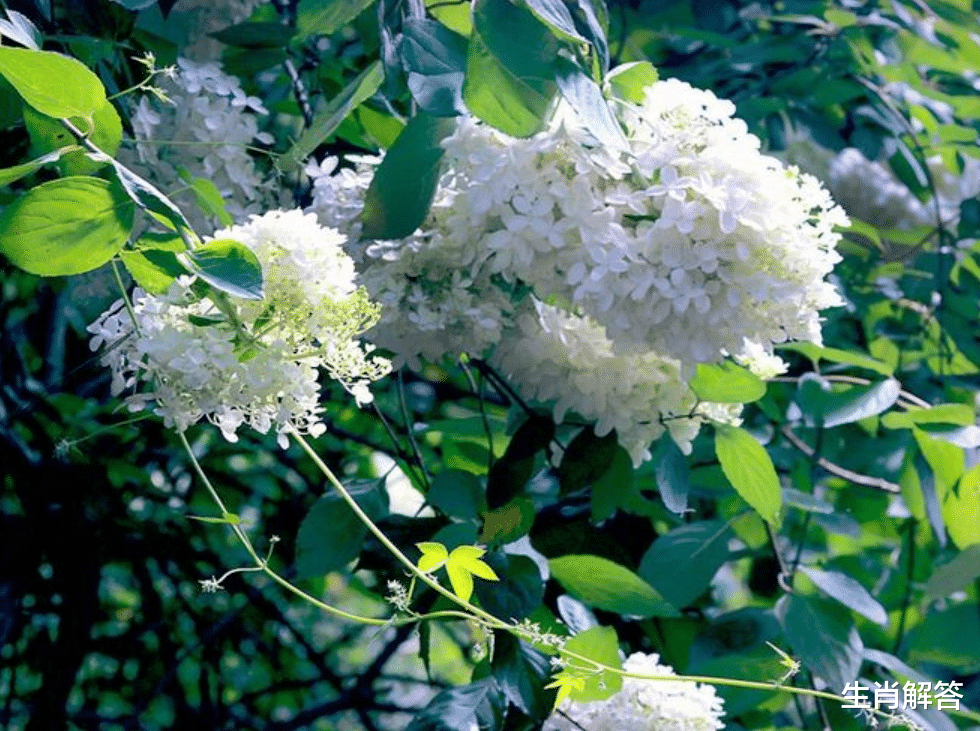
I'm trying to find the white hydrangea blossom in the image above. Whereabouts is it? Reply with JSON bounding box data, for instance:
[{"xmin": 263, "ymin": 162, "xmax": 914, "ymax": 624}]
[
  {"xmin": 307, "ymin": 77, "xmax": 846, "ymax": 462},
  {"xmin": 544, "ymin": 652, "xmax": 725, "ymax": 731},
  {"xmin": 491, "ymin": 299, "xmax": 740, "ymax": 464},
  {"xmin": 122, "ymin": 58, "xmax": 277, "ymax": 231},
  {"xmin": 143, "ymin": 0, "xmax": 268, "ymax": 61},
  {"xmin": 88, "ymin": 210, "xmax": 390, "ymax": 446}
]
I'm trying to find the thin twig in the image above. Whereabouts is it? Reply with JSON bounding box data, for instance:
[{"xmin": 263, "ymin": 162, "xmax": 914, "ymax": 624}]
[{"xmin": 780, "ymin": 425, "xmax": 901, "ymax": 493}]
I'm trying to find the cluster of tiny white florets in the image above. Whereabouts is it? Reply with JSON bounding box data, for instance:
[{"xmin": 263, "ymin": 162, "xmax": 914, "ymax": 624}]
[
  {"xmin": 122, "ymin": 58, "xmax": 277, "ymax": 230},
  {"xmin": 87, "ymin": 210, "xmax": 390, "ymax": 447},
  {"xmin": 544, "ymin": 653, "xmax": 725, "ymax": 731},
  {"xmin": 308, "ymin": 78, "xmax": 844, "ymax": 463}
]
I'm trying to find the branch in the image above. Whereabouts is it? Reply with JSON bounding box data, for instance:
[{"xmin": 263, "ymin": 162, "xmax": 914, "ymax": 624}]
[{"xmin": 780, "ymin": 425, "xmax": 900, "ymax": 493}]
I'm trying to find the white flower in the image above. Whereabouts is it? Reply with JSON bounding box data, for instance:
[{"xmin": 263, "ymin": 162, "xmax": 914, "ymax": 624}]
[
  {"xmin": 120, "ymin": 58, "xmax": 278, "ymax": 232},
  {"xmin": 88, "ymin": 210, "xmax": 390, "ymax": 445},
  {"xmin": 544, "ymin": 652, "xmax": 725, "ymax": 731}
]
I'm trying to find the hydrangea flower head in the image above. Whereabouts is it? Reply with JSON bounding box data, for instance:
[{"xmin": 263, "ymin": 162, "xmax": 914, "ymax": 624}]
[
  {"xmin": 88, "ymin": 210, "xmax": 390, "ymax": 446},
  {"xmin": 544, "ymin": 653, "xmax": 725, "ymax": 731}
]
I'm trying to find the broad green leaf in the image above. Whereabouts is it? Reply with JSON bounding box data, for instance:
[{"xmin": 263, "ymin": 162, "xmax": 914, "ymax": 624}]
[
  {"xmin": 119, "ymin": 249, "xmax": 184, "ymax": 294},
  {"xmin": 444, "ymin": 545, "xmax": 499, "ymax": 602},
  {"xmin": 492, "ymin": 633, "xmax": 552, "ymax": 718},
  {"xmin": 180, "ymin": 239, "xmax": 264, "ymax": 301},
  {"xmin": 798, "ymin": 567, "xmax": 888, "ymax": 626},
  {"xmin": 777, "ymin": 342, "xmax": 894, "ymax": 376},
  {"xmin": 0, "ymin": 9, "xmax": 41, "ymax": 49},
  {"xmin": 691, "ymin": 361, "xmax": 766, "ymax": 403},
  {"xmin": 360, "ymin": 112, "xmax": 455, "ymax": 240},
  {"xmin": 942, "ymin": 464, "xmax": 980, "ymax": 549},
  {"xmin": 210, "ymin": 21, "xmax": 296, "ymax": 48},
  {"xmin": 416, "ymin": 541, "xmax": 449, "ymax": 572},
  {"xmin": 296, "ymin": 0, "xmax": 376, "ymax": 39},
  {"xmin": 109, "ymin": 161, "xmax": 194, "ymax": 238},
  {"xmin": 487, "ymin": 414, "xmax": 553, "ymax": 508},
  {"xmin": 521, "ymin": 0, "xmax": 588, "ymax": 43},
  {"xmin": 590, "ymin": 445, "xmax": 633, "ymax": 522},
  {"xmin": 427, "ymin": 469, "xmax": 486, "ymax": 521},
  {"xmin": 549, "ymin": 555, "xmax": 679, "ymax": 618},
  {"xmin": 607, "ymin": 61, "xmax": 659, "ymax": 103},
  {"xmin": 481, "ymin": 496, "xmax": 536, "ymax": 544},
  {"xmin": 0, "ymin": 47, "xmax": 106, "ymax": 119},
  {"xmin": 639, "ymin": 521, "xmax": 731, "ymax": 608},
  {"xmin": 295, "ymin": 478, "xmax": 388, "ymax": 578},
  {"xmin": 23, "ymin": 100, "xmax": 122, "ymax": 176},
  {"xmin": 0, "ymin": 177, "xmax": 133, "ymax": 276},
  {"xmin": 914, "ymin": 428, "xmax": 963, "ymax": 493},
  {"xmin": 0, "ymin": 149, "xmax": 62, "ymax": 188},
  {"xmin": 715, "ymin": 425, "xmax": 781, "ymax": 525},
  {"xmin": 652, "ymin": 435, "xmax": 689, "ymax": 514},
  {"xmin": 862, "ymin": 648, "xmax": 930, "ymax": 683},
  {"xmin": 881, "ymin": 403, "xmax": 975, "ymax": 429},
  {"xmin": 925, "ymin": 544, "xmax": 980, "ymax": 598},
  {"xmin": 473, "ymin": 553, "xmax": 543, "ymax": 621},
  {"xmin": 185, "ymin": 175, "xmax": 234, "ymax": 227},
  {"xmin": 551, "ymin": 626, "xmax": 622, "ymax": 703},
  {"xmin": 686, "ymin": 649, "xmax": 785, "ymax": 716},
  {"xmin": 795, "ymin": 376, "xmax": 900, "ymax": 428},
  {"xmin": 279, "ymin": 61, "xmax": 383, "ymax": 172},
  {"xmin": 556, "ymin": 594, "xmax": 598, "ymax": 634},
  {"xmin": 837, "ymin": 217, "xmax": 883, "ymax": 250},
  {"xmin": 776, "ymin": 594, "xmax": 863, "ymax": 692},
  {"xmin": 400, "ymin": 19, "xmax": 467, "ymax": 116},
  {"xmin": 463, "ymin": 0, "xmax": 559, "ymax": 137},
  {"xmin": 555, "ymin": 59, "xmax": 627, "ymax": 151},
  {"xmin": 556, "ymin": 429, "xmax": 618, "ymax": 495},
  {"xmin": 405, "ymin": 677, "xmax": 497, "ymax": 731},
  {"xmin": 909, "ymin": 603, "xmax": 980, "ymax": 673}
]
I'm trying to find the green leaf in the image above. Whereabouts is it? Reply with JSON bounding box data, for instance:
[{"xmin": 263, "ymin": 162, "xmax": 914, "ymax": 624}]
[
  {"xmin": 555, "ymin": 59, "xmax": 627, "ymax": 151},
  {"xmin": 715, "ymin": 425, "xmax": 781, "ymax": 525},
  {"xmin": 427, "ymin": 469, "xmax": 486, "ymax": 521},
  {"xmin": 652, "ymin": 436, "xmax": 689, "ymax": 514},
  {"xmin": 463, "ymin": 0, "xmax": 559, "ymax": 137},
  {"xmin": 188, "ymin": 512, "xmax": 240, "ymax": 525},
  {"xmin": 639, "ymin": 521, "xmax": 731, "ymax": 609},
  {"xmin": 607, "ymin": 61, "xmax": 658, "ymax": 103},
  {"xmin": 550, "ymin": 626, "xmax": 622, "ymax": 703},
  {"xmin": 472, "ymin": 552, "xmax": 544, "ymax": 621},
  {"xmin": 794, "ymin": 376, "xmax": 900, "ymax": 429},
  {"xmin": 210, "ymin": 21, "xmax": 296, "ymax": 48},
  {"xmin": 0, "ymin": 177, "xmax": 133, "ymax": 276},
  {"xmin": 406, "ymin": 678, "xmax": 498, "ymax": 731},
  {"xmin": 180, "ymin": 239, "xmax": 264, "ymax": 301},
  {"xmin": 942, "ymin": 463, "xmax": 980, "ymax": 549},
  {"xmin": 400, "ymin": 19, "xmax": 468, "ymax": 116},
  {"xmin": 556, "ymin": 429, "xmax": 618, "ymax": 495},
  {"xmin": 924, "ymin": 544, "xmax": 980, "ymax": 598},
  {"xmin": 179, "ymin": 169, "xmax": 234, "ymax": 227},
  {"xmin": 487, "ymin": 414, "xmax": 554, "ymax": 509},
  {"xmin": 416, "ymin": 541, "xmax": 450, "ymax": 573},
  {"xmin": 492, "ymin": 633, "xmax": 552, "ymax": 718},
  {"xmin": 520, "ymin": 0, "xmax": 588, "ymax": 43},
  {"xmin": 279, "ymin": 61, "xmax": 383, "ymax": 172},
  {"xmin": 295, "ymin": 478, "xmax": 388, "ymax": 578},
  {"xmin": 909, "ymin": 603, "xmax": 980, "ymax": 673},
  {"xmin": 691, "ymin": 361, "xmax": 766, "ymax": 403},
  {"xmin": 360, "ymin": 112, "xmax": 455, "ymax": 240},
  {"xmin": 0, "ymin": 9, "xmax": 41, "ymax": 49},
  {"xmin": 776, "ymin": 594, "xmax": 863, "ymax": 692},
  {"xmin": 119, "ymin": 249, "xmax": 184, "ymax": 294},
  {"xmin": 0, "ymin": 47, "xmax": 106, "ymax": 119},
  {"xmin": 777, "ymin": 342, "xmax": 894, "ymax": 376},
  {"xmin": 549, "ymin": 555, "xmax": 679, "ymax": 618},
  {"xmin": 109, "ymin": 161, "xmax": 194, "ymax": 237},
  {"xmin": 590, "ymin": 445, "xmax": 633, "ymax": 522},
  {"xmin": 798, "ymin": 567, "xmax": 888, "ymax": 626},
  {"xmin": 296, "ymin": 0, "xmax": 376, "ymax": 39},
  {"xmin": 443, "ymin": 544, "xmax": 499, "ymax": 602},
  {"xmin": 481, "ymin": 496, "xmax": 536, "ymax": 545},
  {"xmin": 23, "ymin": 100, "xmax": 122, "ymax": 176},
  {"xmin": 882, "ymin": 403, "xmax": 976, "ymax": 429},
  {"xmin": 0, "ymin": 149, "xmax": 62, "ymax": 188}
]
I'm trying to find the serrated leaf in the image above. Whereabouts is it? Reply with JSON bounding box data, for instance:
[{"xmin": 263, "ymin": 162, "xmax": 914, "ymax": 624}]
[
  {"xmin": 691, "ymin": 361, "xmax": 766, "ymax": 403},
  {"xmin": 715, "ymin": 425, "xmax": 781, "ymax": 525},
  {"xmin": 180, "ymin": 239, "xmax": 264, "ymax": 301},
  {"xmin": 0, "ymin": 149, "xmax": 62, "ymax": 187},
  {"xmin": 0, "ymin": 47, "xmax": 106, "ymax": 119},
  {"xmin": 639, "ymin": 521, "xmax": 731, "ymax": 608},
  {"xmin": 549, "ymin": 555, "xmax": 679, "ymax": 618},
  {"xmin": 280, "ymin": 61, "xmax": 383, "ymax": 172},
  {"xmin": 607, "ymin": 61, "xmax": 658, "ymax": 103},
  {"xmin": 360, "ymin": 112, "xmax": 455, "ymax": 240},
  {"xmin": 23, "ymin": 100, "xmax": 122, "ymax": 176},
  {"xmin": 492, "ymin": 633, "xmax": 552, "ymax": 717},
  {"xmin": 0, "ymin": 176, "xmax": 133, "ymax": 276},
  {"xmin": 799, "ymin": 567, "xmax": 888, "ymax": 626},
  {"xmin": 463, "ymin": 0, "xmax": 559, "ymax": 137},
  {"xmin": 776, "ymin": 594, "xmax": 863, "ymax": 692},
  {"xmin": 119, "ymin": 249, "xmax": 184, "ymax": 294}
]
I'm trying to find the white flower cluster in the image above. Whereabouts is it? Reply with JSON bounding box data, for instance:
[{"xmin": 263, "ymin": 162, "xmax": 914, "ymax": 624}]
[
  {"xmin": 544, "ymin": 652, "xmax": 725, "ymax": 731},
  {"xmin": 308, "ymin": 78, "xmax": 846, "ymax": 462},
  {"xmin": 88, "ymin": 210, "xmax": 390, "ymax": 446},
  {"xmin": 122, "ymin": 58, "xmax": 277, "ymax": 232},
  {"xmin": 143, "ymin": 0, "xmax": 269, "ymax": 61}
]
